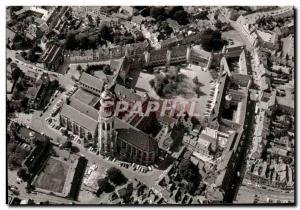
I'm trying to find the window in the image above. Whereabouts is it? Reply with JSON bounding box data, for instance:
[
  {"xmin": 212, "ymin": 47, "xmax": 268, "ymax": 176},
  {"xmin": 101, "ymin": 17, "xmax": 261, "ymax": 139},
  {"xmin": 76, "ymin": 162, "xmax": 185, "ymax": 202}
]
[{"xmin": 102, "ymin": 123, "xmax": 106, "ymax": 130}]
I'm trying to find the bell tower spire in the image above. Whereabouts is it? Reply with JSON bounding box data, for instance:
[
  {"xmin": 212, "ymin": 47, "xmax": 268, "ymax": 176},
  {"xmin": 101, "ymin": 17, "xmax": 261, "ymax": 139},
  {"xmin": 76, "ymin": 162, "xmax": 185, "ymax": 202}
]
[{"xmin": 98, "ymin": 85, "xmax": 116, "ymax": 155}]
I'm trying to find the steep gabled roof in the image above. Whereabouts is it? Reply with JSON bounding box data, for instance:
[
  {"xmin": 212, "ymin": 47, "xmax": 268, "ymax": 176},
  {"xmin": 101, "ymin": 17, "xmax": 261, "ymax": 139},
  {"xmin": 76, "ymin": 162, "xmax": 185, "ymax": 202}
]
[
  {"xmin": 79, "ymin": 72, "xmax": 105, "ymax": 91},
  {"xmin": 117, "ymin": 128, "xmax": 158, "ymax": 152},
  {"xmin": 60, "ymin": 103, "xmax": 98, "ymax": 132}
]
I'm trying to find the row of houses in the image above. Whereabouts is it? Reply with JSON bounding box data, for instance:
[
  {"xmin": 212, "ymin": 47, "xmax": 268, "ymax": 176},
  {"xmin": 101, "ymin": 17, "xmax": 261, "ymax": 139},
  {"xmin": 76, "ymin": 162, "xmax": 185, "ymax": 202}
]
[
  {"xmin": 145, "ymin": 45, "xmax": 212, "ymax": 69},
  {"xmin": 236, "ymin": 7, "xmax": 294, "ymax": 50}
]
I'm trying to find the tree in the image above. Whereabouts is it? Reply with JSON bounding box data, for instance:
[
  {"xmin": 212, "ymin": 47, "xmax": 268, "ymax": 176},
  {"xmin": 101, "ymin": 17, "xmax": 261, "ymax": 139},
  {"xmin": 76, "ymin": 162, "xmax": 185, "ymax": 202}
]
[
  {"xmin": 178, "ymin": 159, "xmax": 198, "ymax": 182},
  {"xmin": 215, "ymin": 20, "xmax": 222, "ymax": 30},
  {"xmin": 10, "ymin": 6, "xmax": 23, "ymax": 12},
  {"xmin": 8, "ymin": 145, "xmax": 29, "ymax": 169},
  {"xmin": 106, "ymin": 167, "xmax": 127, "ymax": 186},
  {"xmin": 88, "ymin": 35, "xmax": 97, "ymax": 49},
  {"xmin": 7, "ymin": 57, "xmax": 12, "ymax": 64},
  {"xmin": 99, "ymin": 25, "xmax": 113, "ymax": 42},
  {"xmin": 200, "ymin": 29, "xmax": 226, "ymax": 52},
  {"xmin": 159, "ymin": 21, "xmax": 173, "ymax": 35},
  {"xmin": 96, "ymin": 16, "xmax": 100, "ymax": 27},
  {"xmin": 65, "ymin": 32, "xmax": 77, "ymax": 50},
  {"xmin": 76, "ymin": 65, "xmax": 82, "ymax": 71},
  {"xmin": 11, "ymin": 66, "xmax": 22, "ymax": 81},
  {"xmin": 149, "ymin": 79, "xmax": 155, "ymax": 88},
  {"xmin": 103, "ymin": 65, "xmax": 112, "ymax": 75},
  {"xmin": 21, "ymin": 51, "xmax": 27, "ymax": 58},
  {"xmin": 150, "ymin": 7, "xmax": 165, "ymax": 20},
  {"xmin": 192, "ymin": 76, "xmax": 199, "ymax": 85},
  {"xmin": 7, "ymin": 142, "xmax": 17, "ymax": 154},
  {"xmin": 62, "ymin": 140, "xmax": 72, "ymax": 149},
  {"xmin": 172, "ymin": 10, "xmax": 189, "ymax": 25},
  {"xmin": 25, "ymin": 183, "xmax": 35, "ymax": 193},
  {"xmin": 97, "ymin": 178, "xmax": 114, "ymax": 196},
  {"xmin": 140, "ymin": 7, "xmax": 150, "ymax": 17},
  {"xmin": 79, "ymin": 35, "xmax": 90, "ymax": 50},
  {"xmin": 193, "ymin": 86, "xmax": 201, "ymax": 98},
  {"xmin": 17, "ymin": 167, "xmax": 30, "ymax": 181},
  {"xmin": 178, "ymin": 159, "xmax": 201, "ymax": 195},
  {"xmin": 87, "ymin": 15, "xmax": 93, "ymax": 24},
  {"xmin": 26, "ymin": 46, "xmax": 40, "ymax": 62},
  {"xmin": 59, "ymin": 85, "xmax": 66, "ymax": 92},
  {"xmin": 286, "ymin": 54, "xmax": 289, "ymax": 61},
  {"xmin": 167, "ymin": 6, "xmax": 184, "ymax": 16}
]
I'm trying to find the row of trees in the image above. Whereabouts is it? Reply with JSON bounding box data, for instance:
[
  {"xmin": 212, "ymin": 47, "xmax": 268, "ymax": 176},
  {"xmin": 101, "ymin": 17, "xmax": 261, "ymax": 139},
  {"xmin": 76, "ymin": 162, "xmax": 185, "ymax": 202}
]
[
  {"xmin": 65, "ymin": 26, "xmax": 137, "ymax": 50},
  {"xmin": 178, "ymin": 159, "xmax": 202, "ymax": 195},
  {"xmin": 85, "ymin": 64, "xmax": 112, "ymax": 75},
  {"xmin": 65, "ymin": 25, "xmax": 113, "ymax": 50},
  {"xmin": 96, "ymin": 167, "xmax": 127, "ymax": 196},
  {"xmin": 140, "ymin": 6, "xmax": 189, "ymax": 25},
  {"xmin": 8, "ymin": 142, "xmax": 30, "ymax": 170}
]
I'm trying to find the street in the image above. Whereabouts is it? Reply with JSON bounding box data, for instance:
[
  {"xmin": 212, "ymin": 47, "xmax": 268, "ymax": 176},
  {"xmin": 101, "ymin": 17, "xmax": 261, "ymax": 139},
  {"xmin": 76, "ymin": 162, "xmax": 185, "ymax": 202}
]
[{"xmin": 236, "ymin": 185, "xmax": 294, "ymax": 203}]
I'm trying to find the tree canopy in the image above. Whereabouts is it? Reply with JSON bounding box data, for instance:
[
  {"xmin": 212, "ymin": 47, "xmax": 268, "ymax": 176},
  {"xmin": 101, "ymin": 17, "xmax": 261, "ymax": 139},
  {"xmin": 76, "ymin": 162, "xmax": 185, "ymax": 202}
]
[
  {"xmin": 178, "ymin": 159, "xmax": 198, "ymax": 182},
  {"xmin": 178, "ymin": 159, "xmax": 201, "ymax": 195},
  {"xmin": 96, "ymin": 178, "xmax": 114, "ymax": 196},
  {"xmin": 140, "ymin": 7, "xmax": 150, "ymax": 17},
  {"xmin": 150, "ymin": 7, "xmax": 166, "ymax": 20},
  {"xmin": 62, "ymin": 140, "xmax": 72, "ymax": 149},
  {"xmin": 106, "ymin": 167, "xmax": 127, "ymax": 186},
  {"xmin": 11, "ymin": 66, "xmax": 22, "ymax": 81},
  {"xmin": 172, "ymin": 10, "xmax": 189, "ymax": 25},
  {"xmin": 200, "ymin": 29, "xmax": 226, "ymax": 52},
  {"xmin": 17, "ymin": 167, "xmax": 30, "ymax": 181}
]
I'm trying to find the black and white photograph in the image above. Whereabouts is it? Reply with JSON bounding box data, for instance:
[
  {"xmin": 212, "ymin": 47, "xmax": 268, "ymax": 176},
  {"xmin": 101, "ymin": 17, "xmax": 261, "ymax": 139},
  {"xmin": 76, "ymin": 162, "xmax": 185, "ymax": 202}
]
[{"xmin": 5, "ymin": 4, "xmax": 295, "ymax": 206}]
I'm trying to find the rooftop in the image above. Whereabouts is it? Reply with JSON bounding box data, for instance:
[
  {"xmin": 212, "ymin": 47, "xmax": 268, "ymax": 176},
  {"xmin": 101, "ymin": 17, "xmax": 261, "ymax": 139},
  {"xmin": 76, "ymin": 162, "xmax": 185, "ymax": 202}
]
[
  {"xmin": 41, "ymin": 44, "xmax": 63, "ymax": 64},
  {"xmin": 72, "ymin": 88, "xmax": 99, "ymax": 106},
  {"xmin": 69, "ymin": 97, "xmax": 99, "ymax": 120},
  {"xmin": 114, "ymin": 84, "xmax": 141, "ymax": 102},
  {"xmin": 117, "ymin": 128, "xmax": 157, "ymax": 152},
  {"xmin": 60, "ymin": 103, "xmax": 98, "ymax": 131},
  {"xmin": 79, "ymin": 72, "xmax": 105, "ymax": 91}
]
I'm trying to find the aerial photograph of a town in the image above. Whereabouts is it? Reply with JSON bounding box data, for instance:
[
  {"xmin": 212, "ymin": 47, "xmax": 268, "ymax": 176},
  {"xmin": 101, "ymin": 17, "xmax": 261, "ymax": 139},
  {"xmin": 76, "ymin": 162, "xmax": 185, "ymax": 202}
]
[{"xmin": 6, "ymin": 6, "xmax": 295, "ymax": 205}]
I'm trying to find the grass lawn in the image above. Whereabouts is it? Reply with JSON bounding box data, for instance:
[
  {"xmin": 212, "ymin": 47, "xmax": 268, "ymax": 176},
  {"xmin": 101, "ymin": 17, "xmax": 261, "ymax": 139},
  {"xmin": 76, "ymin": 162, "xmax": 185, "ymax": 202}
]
[{"xmin": 34, "ymin": 157, "xmax": 69, "ymax": 193}]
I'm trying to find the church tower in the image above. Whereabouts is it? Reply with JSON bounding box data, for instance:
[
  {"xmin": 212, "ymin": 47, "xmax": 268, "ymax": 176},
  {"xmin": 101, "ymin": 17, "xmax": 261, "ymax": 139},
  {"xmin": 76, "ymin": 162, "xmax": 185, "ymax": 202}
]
[{"xmin": 98, "ymin": 87, "xmax": 116, "ymax": 155}]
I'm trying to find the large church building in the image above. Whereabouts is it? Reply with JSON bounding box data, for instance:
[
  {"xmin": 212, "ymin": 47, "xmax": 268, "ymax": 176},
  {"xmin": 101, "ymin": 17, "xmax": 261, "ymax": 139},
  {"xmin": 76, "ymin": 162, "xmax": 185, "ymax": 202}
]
[{"xmin": 59, "ymin": 87, "xmax": 158, "ymax": 166}]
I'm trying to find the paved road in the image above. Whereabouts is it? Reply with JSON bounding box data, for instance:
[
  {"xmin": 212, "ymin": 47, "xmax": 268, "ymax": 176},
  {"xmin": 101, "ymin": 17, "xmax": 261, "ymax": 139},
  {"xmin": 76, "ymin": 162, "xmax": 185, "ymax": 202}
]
[
  {"xmin": 73, "ymin": 142, "xmax": 167, "ymax": 189},
  {"xmin": 7, "ymin": 49, "xmax": 57, "ymax": 75},
  {"xmin": 241, "ymin": 183, "xmax": 294, "ymax": 198},
  {"xmin": 236, "ymin": 185, "xmax": 294, "ymax": 203},
  {"xmin": 30, "ymin": 91, "xmax": 69, "ymax": 143}
]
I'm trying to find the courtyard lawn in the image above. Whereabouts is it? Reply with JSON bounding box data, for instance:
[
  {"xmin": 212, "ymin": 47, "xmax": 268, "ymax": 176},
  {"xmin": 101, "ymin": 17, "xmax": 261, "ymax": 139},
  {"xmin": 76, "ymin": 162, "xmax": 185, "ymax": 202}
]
[{"xmin": 34, "ymin": 157, "xmax": 69, "ymax": 193}]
